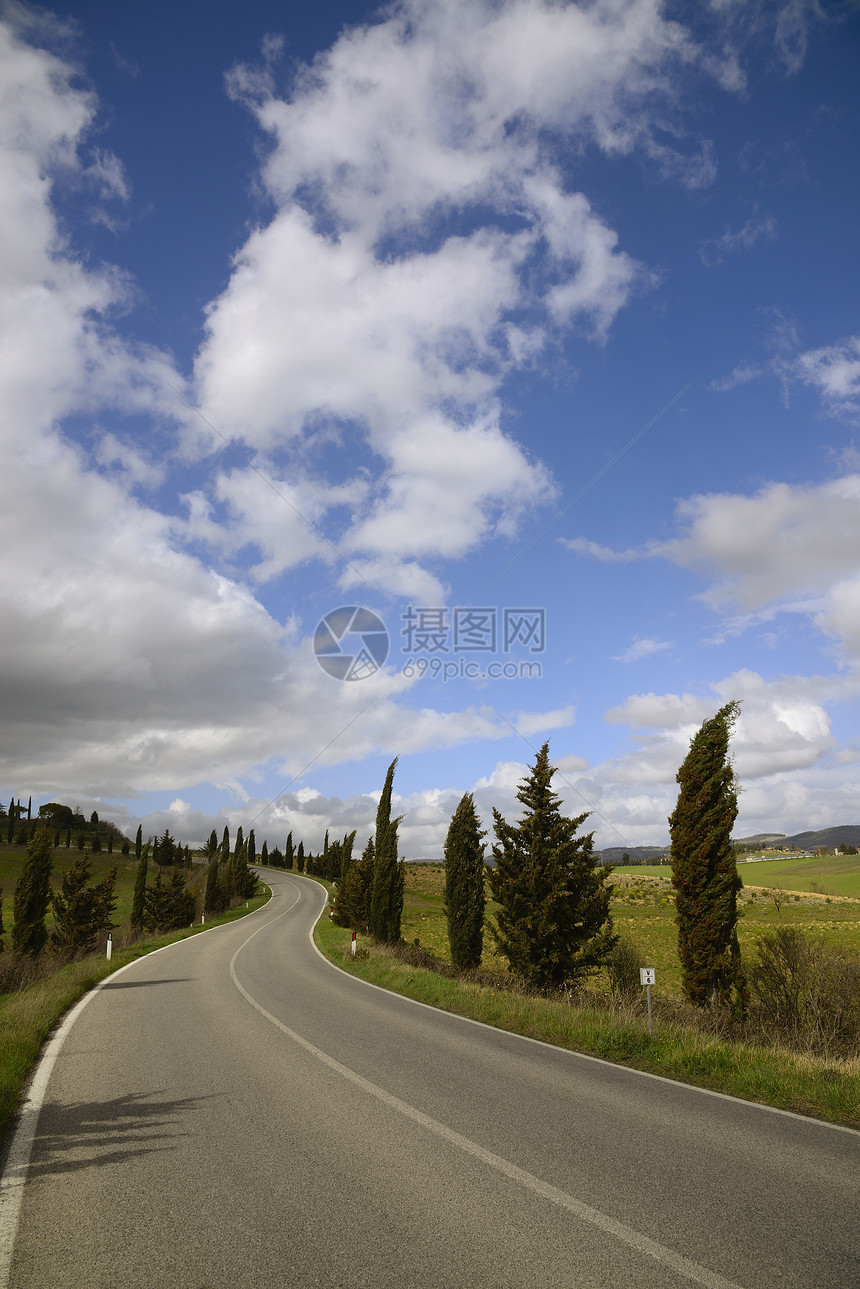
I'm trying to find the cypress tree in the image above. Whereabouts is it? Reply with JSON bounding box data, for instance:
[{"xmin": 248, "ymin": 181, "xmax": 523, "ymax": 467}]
[
  {"xmin": 332, "ymin": 837, "xmax": 375, "ymax": 932},
  {"xmin": 444, "ymin": 793, "xmax": 486, "ymax": 971},
  {"xmin": 340, "ymin": 830, "xmax": 356, "ymax": 885},
  {"xmin": 12, "ymin": 827, "xmax": 54, "ymax": 956},
  {"xmin": 135, "ymin": 824, "xmax": 143, "ymax": 862},
  {"xmin": 143, "ymin": 870, "xmax": 169, "ymax": 931},
  {"xmin": 296, "ymin": 841, "xmax": 305, "ymax": 873},
  {"xmin": 65, "ymin": 826, "xmax": 71, "ymax": 849},
  {"xmin": 247, "ymin": 830, "xmax": 256, "ymax": 869},
  {"xmin": 202, "ymin": 829, "xmax": 219, "ymax": 861},
  {"xmin": 163, "ymin": 869, "xmax": 196, "ymax": 929},
  {"xmin": 51, "ymin": 858, "xmax": 116, "ymax": 954},
  {"xmin": 325, "ymin": 838, "xmax": 341, "ymax": 882},
  {"xmin": 489, "ymin": 743, "xmax": 616, "ymax": 990},
  {"xmin": 371, "ymin": 758, "xmax": 404, "ymax": 943},
  {"xmin": 260, "ymin": 840, "xmax": 269, "ymax": 867},
  {"xmin": 204, "ymin": 856, "xmax": 221, "ymax": 913},
  {"xmin": 285, "ymin": 832, "xmax": 294, "ymax": 870},
  {"xmin": 669, "ymin": 701, "xmax": 745, "ymax": 1010},
  {"xmin": 131, "ymin": 852, "xmax": 148, "ymax": 931},
  {"xmin": 221, "ymin": 825, "xmax": 230, "ymax": 863}
]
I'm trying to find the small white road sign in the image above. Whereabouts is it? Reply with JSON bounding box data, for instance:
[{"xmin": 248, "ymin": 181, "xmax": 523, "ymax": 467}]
[{"xmin": 640, "ymin": 967, "xmax": 656, "ymax": 986}]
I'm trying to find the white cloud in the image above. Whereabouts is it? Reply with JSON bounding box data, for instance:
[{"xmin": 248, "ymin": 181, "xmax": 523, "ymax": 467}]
[
  {"xmin": 655, "ymin": 474, "xmax": 860, "ymax": 656},
  {"xmin": 194, "ymin": 0, "xmax": 736, "ymax": 593},
  {"xmin": 794, "ymin": 336, "xmax": 860, "ymax": 418},
  {"xmin": 561, "ymin": 536, "xmax": 642, "ymax": 562},
  {"xmin": 613, "ymin": 636, "xmax": 672, "ymax": 663},
  {"xmin": 514, "ymin": 705, "xmax": 576, "ymax": 737},
  {"xmin": 699, "ymin": 211, "xmax": 777, "ymax": 266}
]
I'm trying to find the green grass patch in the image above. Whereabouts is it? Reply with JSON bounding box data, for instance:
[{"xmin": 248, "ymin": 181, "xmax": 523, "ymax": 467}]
[{"xmin": 0, "ymin": 888, "xmax": 270, "ymax": 1143}]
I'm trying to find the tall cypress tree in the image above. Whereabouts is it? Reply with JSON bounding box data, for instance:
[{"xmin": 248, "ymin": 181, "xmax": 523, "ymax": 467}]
[
  {"xmin": 340, "ymin": 830, "xmax": 356, "ymax": 885},
  {"xmin": 203, "ymin": 854, "xmax": 220, "ymax": 913},
  {"xmin": 670, "ymin": 701, "xmax": 745, "ymax": 1010},
  {"xmin": 332, "ymin": 837, "xmax": 375, "ymax": 932},
  {"xmin": 131, "ymin": 851, "xmax": 148, "ymax": 931},
  {"xmin": 296, "ymin": 841, "xmax": 305, "ymax": 873},
  {"xmin": 135, "ymin": 824, "xmax": 143, "ymax": 863},
  {"xmin": 247, "ymin": 829, "xmax": 256, "ymax": 869},
  {"xmin": 285, "ymin": 832, "xmax": 294, "ymax": 870},
  {"xmin": 260, "ymin": 840, "xmax": 269, "ymax": 867},
  {"xmin": 444, "ymin": 793, "xmax": 486, "ymax": 971},
  {"xmin": 371, "ymin": 757, "xmax": 404, "ymax": 943},
  {"xmin": 489, "ymin": 744, "xmax": 615, "ymax": 990},
  {"xmin": 12, "ymin": 827, "xmax": 54, "ymax": 956}
]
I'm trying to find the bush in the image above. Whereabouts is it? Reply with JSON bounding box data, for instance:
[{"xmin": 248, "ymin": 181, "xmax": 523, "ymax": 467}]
[
  {"xmin": 749, "ymin": 927, "xmax": 860, "ymax": 1059},
  {"xmin": 607, "ymin": 934, "xmax": 642, "ymax": 1003}
]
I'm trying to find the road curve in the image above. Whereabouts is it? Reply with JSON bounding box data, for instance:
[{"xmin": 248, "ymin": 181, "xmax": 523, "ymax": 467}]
[{"xmin": 1, "ymin": 869, "xmax": 857, "ymax": 1289}]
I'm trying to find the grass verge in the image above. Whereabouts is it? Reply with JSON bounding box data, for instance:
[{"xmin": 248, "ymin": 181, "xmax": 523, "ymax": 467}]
[
  {"xmin": 0, "ymin": 890, "xmax": 270, "ymax": 1143},
  {"xmin": 314, "ymin": 909, "xmax": 860, "ymax": 1128}
]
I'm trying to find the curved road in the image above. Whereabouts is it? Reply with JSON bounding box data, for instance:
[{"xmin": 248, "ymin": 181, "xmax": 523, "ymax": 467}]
[{"xmin": 1, "ymin": 870, "xmax": 857, "ymax": 1288}]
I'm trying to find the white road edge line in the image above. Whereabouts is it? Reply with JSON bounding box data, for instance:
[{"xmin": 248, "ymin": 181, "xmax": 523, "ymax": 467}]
[
  {"xmin": 0, "ymin": 893, "xmax": 276, "ymax": 1289},
  {"xmin": 230, "ymin": 880, "xmax": 744, "ymax": 1289},
  {"xmin": 287, "ymin": 872, "xmax": 856, "ymax": 1138}
]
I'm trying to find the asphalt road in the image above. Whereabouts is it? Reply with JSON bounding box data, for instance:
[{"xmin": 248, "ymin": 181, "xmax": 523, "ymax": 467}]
[{"xmin": 2, "ymin": 869, "xmax": 857, "ymax": 1289}]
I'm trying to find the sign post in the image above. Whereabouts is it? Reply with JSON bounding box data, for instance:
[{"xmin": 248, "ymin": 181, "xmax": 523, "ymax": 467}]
[
  {"xmin": 351, "ymin": 932, "xmax": 357, "ymax": 958},
  {"xmin": 106, "ymin": 932, "xmax": 112, "ymax": 962},
  {"xmin": 640, "ymin": 967, "xmax": 655, "ymax": 1035}
]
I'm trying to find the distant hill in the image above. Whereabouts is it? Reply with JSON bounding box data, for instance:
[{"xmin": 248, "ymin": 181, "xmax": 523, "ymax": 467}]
[
  {"xmin": 780, "ymin": 825, "xmax": 860, "ymax": 851},
  {"xmin": 735, "ymin": 833, "xmax": 787, "ymax": 845},
  {"xmin": 598, "ymin": 846, "xmax": 669, "ymax": 864}
]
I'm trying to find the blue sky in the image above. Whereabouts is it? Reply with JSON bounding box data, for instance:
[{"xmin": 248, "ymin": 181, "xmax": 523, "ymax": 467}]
[{"xmin": 2, "ymin": 0, "xmax": 860, "ymax": 856}]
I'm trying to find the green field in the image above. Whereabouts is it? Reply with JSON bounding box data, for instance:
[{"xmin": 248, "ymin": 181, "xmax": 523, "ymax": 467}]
[
  {"xmin": 399, "ymin": 860, "xmax": 860, "ymax": 1000},
  {"xmin": 628, "ymin": 854, "xmax": 860, "ymax": 898}
]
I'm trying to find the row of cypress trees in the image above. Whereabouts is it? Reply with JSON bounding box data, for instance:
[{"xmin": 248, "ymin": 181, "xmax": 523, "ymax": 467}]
[{"xmin": 328, "ymin": 706, "xmax": 745, "ymax": 1010}]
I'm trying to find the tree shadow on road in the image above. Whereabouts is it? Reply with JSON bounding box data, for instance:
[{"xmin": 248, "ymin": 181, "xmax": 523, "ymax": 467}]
[{"xmin": 21, "ymin": 1090, "xmax": 218, "ymax": 1179}]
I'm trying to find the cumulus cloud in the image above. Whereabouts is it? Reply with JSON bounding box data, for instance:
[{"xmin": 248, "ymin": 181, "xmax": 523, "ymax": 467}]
[
  {"xmin": 193, "ymin": 0, "xmax": 735, "ymax": 594},
  {"xmin": 654, "ymin": 475, "xmax": 860, "ymax": 656}
]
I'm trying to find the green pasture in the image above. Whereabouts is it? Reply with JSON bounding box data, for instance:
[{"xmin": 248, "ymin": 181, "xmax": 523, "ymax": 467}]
[
  {"xmin": 631, "ymin": 854, "xmax": 860, "ymax": 898},
  {"xmin": 399, "ymin": 862, "xmax": 860, "ymax": 1000}
]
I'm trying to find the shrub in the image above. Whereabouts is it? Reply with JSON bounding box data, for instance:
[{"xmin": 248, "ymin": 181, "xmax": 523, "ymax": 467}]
[
  {"xmin": 749, "ymin": 927, "xmax": 860, "ymax": 1059},
  {"xmin": 607, "ymin": 934, "xmax": 642, "ymax": 1003}
]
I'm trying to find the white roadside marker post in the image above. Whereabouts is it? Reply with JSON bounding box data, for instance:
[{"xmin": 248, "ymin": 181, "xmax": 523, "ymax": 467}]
[
  {"xmin": 640, "ymin": 967, "xmax": 655, "ymax": 1036},
  {"xmin": 106, "ymin": 932, "xmax": 112, "ymax": 962},
  {"xmin": 351, "ymin": 932, "xmax": 357, "ymax": 958}
]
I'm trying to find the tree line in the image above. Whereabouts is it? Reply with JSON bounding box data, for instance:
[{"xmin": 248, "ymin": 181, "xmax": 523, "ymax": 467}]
[
  {"xmin": 319, "ymin": 703, "xmax": 750, "ymax": 1015},
  {"xmin": 0, "ymin": 701, "xmax": 768, "ymax": 1017}
]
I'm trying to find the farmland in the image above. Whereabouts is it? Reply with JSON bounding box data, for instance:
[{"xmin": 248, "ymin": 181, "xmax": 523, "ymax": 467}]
[{"xmin": 399, "ymin": 857, "xmax": 860, "ymax": 999}]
